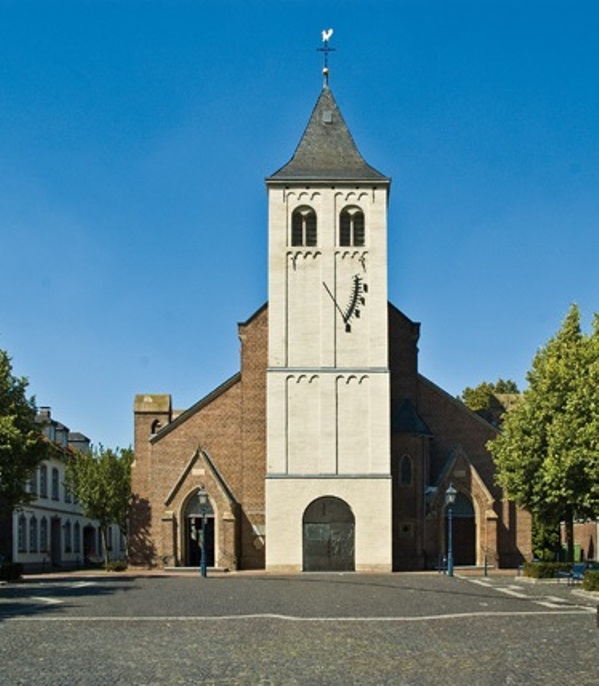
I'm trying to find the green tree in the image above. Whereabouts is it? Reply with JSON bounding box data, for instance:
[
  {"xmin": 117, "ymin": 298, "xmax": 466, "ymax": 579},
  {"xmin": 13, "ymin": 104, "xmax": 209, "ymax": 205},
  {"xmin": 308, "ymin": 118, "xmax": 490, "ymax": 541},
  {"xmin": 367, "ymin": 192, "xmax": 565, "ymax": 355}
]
[
  {"xmin": 0, "ymin": 349, "xmax": 48, "ymax": 518},
  {"xmin": 488, "ymin": 305, "xmax": 599, "ymax": 560},
  {"xmin": 460, "ymin": 378, "xmax": 520, "ymax": 425},
  {"xmin": 66, "ymin": 445, "xmax": 133, "ymax": 567}
]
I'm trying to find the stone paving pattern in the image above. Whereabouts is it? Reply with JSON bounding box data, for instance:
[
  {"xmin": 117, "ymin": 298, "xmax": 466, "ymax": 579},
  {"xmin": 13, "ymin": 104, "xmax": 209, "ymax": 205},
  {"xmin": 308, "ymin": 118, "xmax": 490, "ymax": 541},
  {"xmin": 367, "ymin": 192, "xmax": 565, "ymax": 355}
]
[{"xmin": 1, "ymin": 572, "xmax": 597, "ymax": 685}]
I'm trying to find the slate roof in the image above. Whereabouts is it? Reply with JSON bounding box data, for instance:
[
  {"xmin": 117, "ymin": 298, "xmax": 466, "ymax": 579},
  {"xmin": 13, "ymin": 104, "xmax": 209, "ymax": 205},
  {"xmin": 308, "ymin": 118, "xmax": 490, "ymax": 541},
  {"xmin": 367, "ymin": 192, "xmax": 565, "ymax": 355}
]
[
  {"xmin": 268, "ymin": 86, "xmax": 389, "ymax": 183},
  {"xmin": 392, "ymin": 398, "xmax": 433, "ymax": 436}
]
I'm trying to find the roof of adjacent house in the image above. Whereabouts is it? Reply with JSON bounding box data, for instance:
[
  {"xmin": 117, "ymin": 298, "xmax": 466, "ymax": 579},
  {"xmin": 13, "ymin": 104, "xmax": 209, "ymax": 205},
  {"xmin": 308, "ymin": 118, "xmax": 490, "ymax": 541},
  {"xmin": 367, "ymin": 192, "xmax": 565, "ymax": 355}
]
[{"xmin": 267, "ymin": 85, "xmax": 389, "ymax": 183}]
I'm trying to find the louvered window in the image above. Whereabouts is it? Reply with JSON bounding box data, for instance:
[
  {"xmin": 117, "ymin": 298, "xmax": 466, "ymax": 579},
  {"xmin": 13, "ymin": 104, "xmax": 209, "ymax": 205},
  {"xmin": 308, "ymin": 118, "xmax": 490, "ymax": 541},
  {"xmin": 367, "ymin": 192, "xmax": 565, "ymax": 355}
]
[
  {"xmin": 291, "ymin": 206, "xmax": 317, "ymax": 246},
  {"xmin": 340, "ymin": 206, "xmax": 365, "ymax": 246}
]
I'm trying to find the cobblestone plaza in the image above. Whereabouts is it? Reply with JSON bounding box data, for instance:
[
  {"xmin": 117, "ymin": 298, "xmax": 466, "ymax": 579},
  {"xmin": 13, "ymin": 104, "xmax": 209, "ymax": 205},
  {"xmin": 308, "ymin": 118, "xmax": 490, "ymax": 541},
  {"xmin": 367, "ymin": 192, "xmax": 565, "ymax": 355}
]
[{"xmin": 1, "ymin": 572, "xmax": 597, "ymax": 684}]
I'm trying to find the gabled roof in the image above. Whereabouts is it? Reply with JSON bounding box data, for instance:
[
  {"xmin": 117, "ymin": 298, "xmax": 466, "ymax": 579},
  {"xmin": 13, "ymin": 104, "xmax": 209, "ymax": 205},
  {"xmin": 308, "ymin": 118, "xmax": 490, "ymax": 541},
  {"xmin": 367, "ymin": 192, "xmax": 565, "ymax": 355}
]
[
  {"xmin": 150, "ymin": 373, "xmax": 241, "ymax": 444},
  {"xmin": 267, "ymin": 86, "xmax": 389, "ymax": 183},
  {"xmin": 164, "ymin": 447, "xmax": 238, "ymax": 509}
]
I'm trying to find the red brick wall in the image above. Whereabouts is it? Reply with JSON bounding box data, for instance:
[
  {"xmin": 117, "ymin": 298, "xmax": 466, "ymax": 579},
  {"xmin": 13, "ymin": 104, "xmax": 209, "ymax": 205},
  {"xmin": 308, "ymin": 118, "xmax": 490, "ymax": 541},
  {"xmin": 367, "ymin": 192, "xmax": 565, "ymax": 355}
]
[
  {"xmin": 131, "ymin": 306, "xmax": 267, "ymax": 569},
  {"xmin": 131, "ymin": 301, "xmax": 531, "ymax": 571}
]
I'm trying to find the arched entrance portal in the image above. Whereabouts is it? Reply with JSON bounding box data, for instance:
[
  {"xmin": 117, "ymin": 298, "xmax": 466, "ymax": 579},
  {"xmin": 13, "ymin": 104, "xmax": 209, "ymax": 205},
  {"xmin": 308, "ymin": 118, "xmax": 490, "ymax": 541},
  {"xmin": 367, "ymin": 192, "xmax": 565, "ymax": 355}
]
[
  {"xmin": 446, "ymin": 493, "xmax": 476, "ymax": 566},
  {"xmin": 303, "ymin": 497, "xmax": 355, "ymax": 572},
  {"xmin": 183, "ymin": 493, "xmax": 215, "ymax": 568}
]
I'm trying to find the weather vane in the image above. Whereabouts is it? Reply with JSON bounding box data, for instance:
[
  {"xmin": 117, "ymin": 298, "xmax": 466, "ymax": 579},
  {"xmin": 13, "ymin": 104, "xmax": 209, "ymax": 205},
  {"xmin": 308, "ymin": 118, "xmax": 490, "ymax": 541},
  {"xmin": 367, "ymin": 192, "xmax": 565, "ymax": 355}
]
[{"xmin": 317, "ymin": 29, "xmax": 335, "ymax": 85}]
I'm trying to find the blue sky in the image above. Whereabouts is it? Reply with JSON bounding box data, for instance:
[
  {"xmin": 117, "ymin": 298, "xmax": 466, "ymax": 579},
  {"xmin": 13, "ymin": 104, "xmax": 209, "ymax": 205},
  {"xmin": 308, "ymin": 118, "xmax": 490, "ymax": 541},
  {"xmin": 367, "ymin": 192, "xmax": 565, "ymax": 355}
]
[{"xmin": 2, "ymin": 1, "xmax": 598, "ymax": 448}]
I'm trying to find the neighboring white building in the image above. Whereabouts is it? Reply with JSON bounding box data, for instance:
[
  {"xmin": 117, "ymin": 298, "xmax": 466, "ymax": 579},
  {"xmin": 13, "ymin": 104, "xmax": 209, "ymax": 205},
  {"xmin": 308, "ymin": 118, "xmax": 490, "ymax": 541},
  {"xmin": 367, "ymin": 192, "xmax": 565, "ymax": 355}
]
[{"xmin": 11, "ymin": 407, "xmax": 125, "ymax": 572}]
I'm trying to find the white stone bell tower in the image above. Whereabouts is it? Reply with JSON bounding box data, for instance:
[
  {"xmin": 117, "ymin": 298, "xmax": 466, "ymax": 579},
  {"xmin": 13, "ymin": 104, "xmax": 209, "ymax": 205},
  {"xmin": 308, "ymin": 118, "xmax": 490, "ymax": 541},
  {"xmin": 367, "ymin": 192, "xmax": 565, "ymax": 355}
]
[{"xmin": 265, "ymin": 66, "xmax": 392, "ymax": 572}]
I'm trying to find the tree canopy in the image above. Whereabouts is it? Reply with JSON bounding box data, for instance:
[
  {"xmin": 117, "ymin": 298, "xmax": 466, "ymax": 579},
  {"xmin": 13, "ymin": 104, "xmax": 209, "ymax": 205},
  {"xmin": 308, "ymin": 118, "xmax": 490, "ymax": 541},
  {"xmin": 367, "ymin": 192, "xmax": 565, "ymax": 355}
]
[
  {"xmin": 460, "ymin": 378, "xmax": 520, "ymax": 425},
  {"xmin": 65, "ymin": 445, "xmax": 133, "ymax": 566},
  {"xmin": 0, "ymin": 349, "xmax": 48, "ymax": 517},
  {"xmin": 488, "ymin": 305, "xmax": 599, "ymax": 559}
]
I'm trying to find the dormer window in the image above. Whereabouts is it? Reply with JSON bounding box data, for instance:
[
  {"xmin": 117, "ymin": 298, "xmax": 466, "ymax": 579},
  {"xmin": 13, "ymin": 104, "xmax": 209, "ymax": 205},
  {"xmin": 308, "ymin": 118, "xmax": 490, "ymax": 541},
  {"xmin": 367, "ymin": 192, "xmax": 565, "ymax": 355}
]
[
  {"xmin": 340, "ymin": 206, "xmax": 365, "ymax": 246},
  {"xmin": 291, "ymin": 206, "xmax": 317, "ymax": 246}
]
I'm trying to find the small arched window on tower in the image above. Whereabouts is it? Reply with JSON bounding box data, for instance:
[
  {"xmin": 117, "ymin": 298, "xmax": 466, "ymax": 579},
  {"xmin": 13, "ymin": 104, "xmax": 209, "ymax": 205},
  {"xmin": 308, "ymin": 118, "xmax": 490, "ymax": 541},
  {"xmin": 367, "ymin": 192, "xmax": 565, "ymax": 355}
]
[
  {"xmin": 339, "ymin": 206, "xmax": 365, "ymax": 247},
  {"xmin": 291, "ymin": 206, "xmax": 317, "ymax": 246}
]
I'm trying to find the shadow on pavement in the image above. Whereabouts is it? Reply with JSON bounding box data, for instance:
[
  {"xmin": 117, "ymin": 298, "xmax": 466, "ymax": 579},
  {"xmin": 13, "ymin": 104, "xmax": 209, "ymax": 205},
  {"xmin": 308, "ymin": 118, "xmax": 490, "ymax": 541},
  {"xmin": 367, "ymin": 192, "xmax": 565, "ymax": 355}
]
[{"xmin": 0, "ymin": 575, "xmax": 145, "ymax": 622}]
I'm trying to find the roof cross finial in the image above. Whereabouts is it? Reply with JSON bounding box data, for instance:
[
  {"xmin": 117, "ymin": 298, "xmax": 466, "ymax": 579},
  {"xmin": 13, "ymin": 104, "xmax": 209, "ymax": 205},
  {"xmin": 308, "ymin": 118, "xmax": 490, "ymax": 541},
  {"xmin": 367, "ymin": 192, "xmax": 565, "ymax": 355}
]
[{"xmin": 317, "ymin": 29, "xmax": 335, "ymax": 86}]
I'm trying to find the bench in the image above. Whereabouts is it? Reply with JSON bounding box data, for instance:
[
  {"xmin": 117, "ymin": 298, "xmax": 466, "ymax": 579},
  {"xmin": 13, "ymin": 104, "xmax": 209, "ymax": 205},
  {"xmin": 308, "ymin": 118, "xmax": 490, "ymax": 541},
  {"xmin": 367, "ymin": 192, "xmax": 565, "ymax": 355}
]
[{"xmin": 556, "ymin": 563, "xmax": 588, "ymax": 585}]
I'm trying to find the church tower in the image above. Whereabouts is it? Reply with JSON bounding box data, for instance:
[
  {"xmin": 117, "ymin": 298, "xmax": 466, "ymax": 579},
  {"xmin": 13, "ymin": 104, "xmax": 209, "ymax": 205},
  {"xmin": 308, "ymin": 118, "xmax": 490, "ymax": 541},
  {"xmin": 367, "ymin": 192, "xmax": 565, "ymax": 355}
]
[{"xmin": 265, "ymin": 65, "xmax": 393, "ymax": 571}]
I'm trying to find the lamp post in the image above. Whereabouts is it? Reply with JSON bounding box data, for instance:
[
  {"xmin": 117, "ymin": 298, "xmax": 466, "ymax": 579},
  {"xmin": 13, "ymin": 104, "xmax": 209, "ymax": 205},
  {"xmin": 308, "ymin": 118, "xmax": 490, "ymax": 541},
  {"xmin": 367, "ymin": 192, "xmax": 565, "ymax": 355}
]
[
  {"xmin": 197, "ymin": 490, "xmax": 210, "ymax": 578},
  {"xmin": 445, "ymin": 483, "xmax": 457, "ymax": 577}
]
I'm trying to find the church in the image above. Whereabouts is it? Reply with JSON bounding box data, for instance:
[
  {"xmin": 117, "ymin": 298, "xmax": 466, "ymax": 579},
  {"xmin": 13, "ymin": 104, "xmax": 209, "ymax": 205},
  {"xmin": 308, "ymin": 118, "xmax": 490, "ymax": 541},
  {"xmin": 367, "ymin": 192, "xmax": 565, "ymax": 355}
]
[{"xmin": 130, "ymin": 65, "xmax": 532, "ymax": 573}]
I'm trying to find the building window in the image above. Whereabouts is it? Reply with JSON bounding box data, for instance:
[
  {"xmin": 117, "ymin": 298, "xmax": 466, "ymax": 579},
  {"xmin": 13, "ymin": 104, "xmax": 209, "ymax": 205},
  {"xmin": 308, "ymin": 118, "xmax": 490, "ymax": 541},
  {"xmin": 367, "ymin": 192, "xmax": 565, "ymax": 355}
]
[
  {"xmin": 400, "ymin": 455, "xmax": 413, "ymax": 486},
  {"xmin": 18, "ymin": 515, "xmax": 27, "ymax": 553},
  {"xmin": 64, "ymin": 521, "xmax": 72, "ymax": 553},
  {"xmin": 74, "ymin": 522, "xmax": 81, "ymax": 554},
  {"xmin": 39, "ymin": 465, "xmax": 48, "ymax": 498},
  {"xmin": 64, "ymin": 482, "xmax": 72, "ymax": 504},
  {"xmin": 28, "ymin": 472, "xmax": 37, "ymax": 496},
  {"xmin": 339, "ymin": 206, "xmax": 365, "ymax": 246},
  {"xmin": 29, "ymin": 516, "xmax": 38, "ymax": 553},
  {"xmin": 291, "ymin": 206, "xmax": 317, "ymax": 246},
  {"xmin": 40, "ymin": 517, "xmax": 49, "ymax": 552},
  {"xmin": 44, "ymin": 422, "xmax": 56, "ymax": 443},
  {"xmin": 51, "ymin": 468, "xmax": 60, "ymax": 501}
]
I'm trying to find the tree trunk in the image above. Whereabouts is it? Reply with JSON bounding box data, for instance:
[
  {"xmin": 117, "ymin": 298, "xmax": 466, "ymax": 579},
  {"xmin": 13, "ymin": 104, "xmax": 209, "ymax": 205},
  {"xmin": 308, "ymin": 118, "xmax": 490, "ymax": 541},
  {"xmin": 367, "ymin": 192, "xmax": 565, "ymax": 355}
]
[{"xmin": 101, "ymin": 526, "xmax": 110, "ymax": 569}]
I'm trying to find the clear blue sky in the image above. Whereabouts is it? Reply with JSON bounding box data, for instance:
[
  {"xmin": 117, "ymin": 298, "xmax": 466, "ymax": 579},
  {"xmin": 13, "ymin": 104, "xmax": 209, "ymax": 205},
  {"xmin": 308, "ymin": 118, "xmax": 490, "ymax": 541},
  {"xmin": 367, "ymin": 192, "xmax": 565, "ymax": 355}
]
[{"xmin": 2, "ymin": 1, "xmax": 598, "ymax": 448}]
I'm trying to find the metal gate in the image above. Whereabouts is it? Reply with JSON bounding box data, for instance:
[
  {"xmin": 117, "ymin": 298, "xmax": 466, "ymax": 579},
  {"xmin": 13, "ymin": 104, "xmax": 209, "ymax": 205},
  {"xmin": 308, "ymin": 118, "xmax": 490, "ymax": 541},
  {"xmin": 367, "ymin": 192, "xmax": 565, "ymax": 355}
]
[{"xmin": 303, "ymin": 497, "xmax": 355, "ymax": 572}]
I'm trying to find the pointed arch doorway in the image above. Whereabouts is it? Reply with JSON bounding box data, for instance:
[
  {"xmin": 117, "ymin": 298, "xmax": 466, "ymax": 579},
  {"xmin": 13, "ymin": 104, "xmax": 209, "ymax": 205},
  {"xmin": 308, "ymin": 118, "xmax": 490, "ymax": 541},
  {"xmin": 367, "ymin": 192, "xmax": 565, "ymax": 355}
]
[
  {"xmin": 183, "ymin": 493, "xmax": 215, "ymax": 568},
  {"xmin": 303, "ymin": 496, "xmax": 355, "ymax": 572},
  {"xmin": 446, "ymin": 493, "xmax": 476, "ymax": 566}
]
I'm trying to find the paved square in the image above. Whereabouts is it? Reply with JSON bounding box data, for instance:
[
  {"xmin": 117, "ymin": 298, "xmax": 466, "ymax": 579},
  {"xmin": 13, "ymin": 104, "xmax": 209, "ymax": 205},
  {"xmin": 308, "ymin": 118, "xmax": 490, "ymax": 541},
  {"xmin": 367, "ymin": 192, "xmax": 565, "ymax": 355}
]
[{"xmin": 1, "ymin": 572, "xmax": 597, "ymax": 685}]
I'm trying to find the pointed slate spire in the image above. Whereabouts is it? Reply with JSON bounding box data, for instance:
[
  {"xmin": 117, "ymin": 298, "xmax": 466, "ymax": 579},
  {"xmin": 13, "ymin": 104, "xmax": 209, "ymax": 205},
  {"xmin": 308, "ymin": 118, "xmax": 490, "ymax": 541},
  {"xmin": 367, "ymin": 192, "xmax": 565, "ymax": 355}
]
[{"xmin": 268, "ymin": 86, "xmax": 389, "ymax": 183}]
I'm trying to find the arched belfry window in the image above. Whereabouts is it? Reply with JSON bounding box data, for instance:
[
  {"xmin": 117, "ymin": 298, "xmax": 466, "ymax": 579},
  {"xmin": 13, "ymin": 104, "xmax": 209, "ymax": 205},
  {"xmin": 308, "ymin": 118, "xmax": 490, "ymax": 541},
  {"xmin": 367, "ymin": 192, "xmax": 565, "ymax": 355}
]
[
  {"xmin": 291, "ymin": 206, "xmax": 317, "ymax": 247},
  {"xmin": 340, "ymin": 206, "xmax": 365, "ymax": 246}
]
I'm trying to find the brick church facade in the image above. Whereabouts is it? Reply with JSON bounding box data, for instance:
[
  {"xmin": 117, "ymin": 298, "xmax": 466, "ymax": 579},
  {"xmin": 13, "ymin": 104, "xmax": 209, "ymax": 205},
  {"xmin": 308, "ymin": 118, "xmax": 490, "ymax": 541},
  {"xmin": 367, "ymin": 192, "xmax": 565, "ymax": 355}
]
[{"xmin": 130, "ymin": 76, "xmax": 532, "ymax": 572}]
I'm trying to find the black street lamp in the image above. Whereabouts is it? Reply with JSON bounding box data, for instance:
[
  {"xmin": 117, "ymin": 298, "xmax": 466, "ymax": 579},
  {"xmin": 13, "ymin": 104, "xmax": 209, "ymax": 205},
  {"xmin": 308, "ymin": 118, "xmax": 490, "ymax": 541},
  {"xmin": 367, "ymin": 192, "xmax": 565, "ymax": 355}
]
[
  {"xmin": 445, "ymin": 483, "xmax": 457, "ymax": 577},
  {"xmin": 197, "ymin": 489, "xmax": 210, "ymax": 578}
]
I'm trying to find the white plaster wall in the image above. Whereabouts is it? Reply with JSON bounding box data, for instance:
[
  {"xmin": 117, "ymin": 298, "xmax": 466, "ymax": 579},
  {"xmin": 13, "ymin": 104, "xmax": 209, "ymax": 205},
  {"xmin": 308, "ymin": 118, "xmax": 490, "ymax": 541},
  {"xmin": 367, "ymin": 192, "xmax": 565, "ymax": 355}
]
[
  {"xmin": 267, "ymin": 370, "xmax": 390, "ymax": 477},
  {"xmin": 266, "ymin": 182, "xmax": 392, "ymax": 569},
  {"xmin": 265, "ymin": 477, "xmax": 392, "ymax": 572},
  {"xmin": 268, "ymin": 185, "xmax": 389, "ymax": 371},
  {"xmin": 287, "ymin": 251, "xmax": 322, "ymax": 367},
  {"xmin": 287, "ymin": 374, "xmax": 321, "ymax": 474}
]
